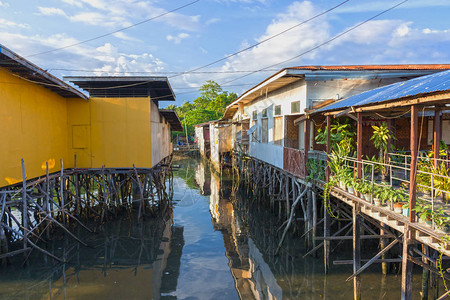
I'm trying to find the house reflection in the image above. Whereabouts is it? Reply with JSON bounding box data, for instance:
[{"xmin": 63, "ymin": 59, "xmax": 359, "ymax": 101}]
[
  {"xmin": 2, "ymin": 208, "xmax": 184, "ymax": 300},
  {"xmin": 207, "ymin": 163, "xmax": 283, "ymax": 300}
]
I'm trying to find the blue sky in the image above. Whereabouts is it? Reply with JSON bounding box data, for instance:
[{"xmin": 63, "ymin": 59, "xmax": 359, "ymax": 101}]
[{"xmin": 0, "ymin": 0, "xmax": 449, "ymax": 106}]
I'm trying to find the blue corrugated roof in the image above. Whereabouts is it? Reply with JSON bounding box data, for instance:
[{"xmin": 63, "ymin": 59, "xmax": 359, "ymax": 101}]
[{"xmin": 315, "ymin": 70, "xmax": 450, "ymax": 113}]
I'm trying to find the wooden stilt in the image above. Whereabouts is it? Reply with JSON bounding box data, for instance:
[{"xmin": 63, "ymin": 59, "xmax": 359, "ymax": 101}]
[
  {"xmin": 380, "ymin": 223, "xmax": 388, "ymax": 275},
  {"xmin": 353, "ymin": 204, "xmax": 361, "ymax": 300},
  {"xmin": 421, "ymin": 245, "xmax": 430, "ymax": 300},
  {"xmin": 401, "ymin": 226, "xmax": 414, "ymax": 300},
  {"xmin": 21, "ymin": 159, "xmax": 28, "ymax": 261}
]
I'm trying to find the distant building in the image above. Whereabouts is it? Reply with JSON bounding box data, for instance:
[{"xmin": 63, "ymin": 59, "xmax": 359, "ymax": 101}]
[{"xmin": 0, "ymin": 44, "xmax": 182, "ymax": 187}]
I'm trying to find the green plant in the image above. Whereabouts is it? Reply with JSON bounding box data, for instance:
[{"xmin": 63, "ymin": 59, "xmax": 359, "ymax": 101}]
[{"xmin": 413, "ymin": 203, "xmax": 433, "ymax": 222}]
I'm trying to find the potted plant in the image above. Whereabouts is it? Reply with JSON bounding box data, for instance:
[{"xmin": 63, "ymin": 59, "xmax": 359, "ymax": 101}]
[
  {"xmin": 370, "ymin": 122, "xmax": 394, "ymax": 181},
  {"xmin": 413, "ymin": 203, "xmax": 433, "ymax": 225},
  {"xmin": 402, "ymin": 203, "xmax": 410, "ymax": 217},
  {"xmin": 356, "ymin": 181, "xmax": 373, "ymax": 202},
  {"xmin": 432, "ymin": 207, "xmax": 450, "ymax": 234}
]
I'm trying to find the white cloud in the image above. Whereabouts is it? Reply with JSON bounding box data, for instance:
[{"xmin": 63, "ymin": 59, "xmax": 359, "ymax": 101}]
[
  {"xmin": 60, "ymin": 0, "xmax": 83, "ymax": 8},
  {"xmin": 69, "ymin": 12, "xmax": 130, "ymax": 27},
  {"xmin": 38, "ymin": 7, "xmax": 68, "ymax": 17},
  {"xmin": 206, "ymin": 18, "xmax": 220, "ymax": 25},
  {"xmin": 218, "ymin": 1, "xmax": 329, "ymax": 73},
  {"xmin": 0, "ymin": 18, "xmax": 29, "ymax": 29},
  {"xmin": 112, "ymin": 31, "xmax": 141, "ymax": 42},
  {"xmin": 0, "ymin": 1, "xmax": 9, "ymax": 8},
  {"xmin": 166, "ymin": 33, "xmax": 190, "ymax": 44},
  {"xmin": 337, "ymin": 0, "xmax": 450, "ymax": 13}
]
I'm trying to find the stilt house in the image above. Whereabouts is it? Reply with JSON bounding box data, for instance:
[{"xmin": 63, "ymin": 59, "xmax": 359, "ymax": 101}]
[
  {"xmin": 0, "ymin": 44, "xmax": 182, "ymax": 187},
  {"xmin": 221, "ymin": 65, "xmax": 450, "ymax": 177}
]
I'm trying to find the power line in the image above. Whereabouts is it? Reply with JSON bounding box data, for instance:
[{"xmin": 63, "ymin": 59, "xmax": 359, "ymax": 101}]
[
  {"xmin": 220, "ymin": 0, "xmax": 409, "ymax": 86},
  {"xmin": 48, "ymin": 68, "xmax": 280, "ymax": 74},
  {"xmin": 26, "ymin": 0, "xmax": 200, "ymax": 58},
  {"xmin": 168, "ymin": 0, "xmax": 351, "ymax": 78}
]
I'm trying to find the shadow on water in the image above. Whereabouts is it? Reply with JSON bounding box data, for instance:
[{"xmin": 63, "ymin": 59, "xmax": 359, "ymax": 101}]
[{"xmin": 0, "ymin": 157, "xmax": 444, "ymax": 299}]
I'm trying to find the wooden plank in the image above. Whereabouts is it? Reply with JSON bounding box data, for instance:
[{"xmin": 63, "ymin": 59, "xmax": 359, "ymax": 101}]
[
  {"xmin": 326, "ymin": 115, "xmax": 331, "ymax": 182},
  {"xmin": 334, "ymin": 258, "xmax": 402, "ymax": 265},
  {"xmin": 315, "ymin": 234, "xmax": 395, "ymax": 240}
]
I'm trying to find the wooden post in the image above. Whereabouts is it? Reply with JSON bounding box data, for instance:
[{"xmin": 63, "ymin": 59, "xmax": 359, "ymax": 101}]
[
  {"xmin": 434, "ymin": 107, "xmax": 441, "ymax": 168},
  {"xmin": 304, "ymin": 118, "xmax": 311, "ymax": 177},
  {"xmin": 421, "ymin": 245, "xmax": 430, "ymax": 300},
  {"xmin": 324, "ymin": 115, "xmax": 331, "ymax": 273},
  {"xmin": 353, "ymin": 204, "xmax": 361, "ymax": 300},
  {"xmin": 21, "ymin": 159, "xmax": 28, "ymax": 260},
  {"xmin": 60, "ymin": 159, "xmax": 66, "ymax": 225},
  {"xmin": 324, "ymin": 200, "xmax": 330, "ymax": 274},
  {"xmin": 401, "ymin": 226, "xmax": 414, "ymax": 300},
  {"xmin": 357, "ymin": 113, "xmax": 363, "ymax": 182},
  {"xmin": 380, "ymin": 223, "xmax": 388, "ymax": 275},
  {"xmin": 409, "ymin": 105, "xmax": 418, "ymax": 223}
]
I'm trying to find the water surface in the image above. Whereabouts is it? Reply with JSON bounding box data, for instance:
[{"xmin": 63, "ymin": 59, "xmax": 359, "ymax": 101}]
[{"xmin": 0, "ymin": 158, "xmax": 442, "ymax": 299}]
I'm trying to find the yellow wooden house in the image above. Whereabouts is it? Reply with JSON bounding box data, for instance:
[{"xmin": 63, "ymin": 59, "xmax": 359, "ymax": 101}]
[{"xmin": 0, "ymin": 44, "xmax": 182, "ymax": 187}]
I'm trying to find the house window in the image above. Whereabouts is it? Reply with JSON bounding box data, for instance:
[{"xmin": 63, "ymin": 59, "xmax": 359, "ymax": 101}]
[
  {"xmin": 273, "ymin": 116, "xmax": 283, "ymax": 146},
  {"xmin": 251, "ymin": 120, "xmax": 258, "ymax": 142},
  {"xmin": 291, "ymin": 101, "xmax": 300, "ymax": 114},
  {"xmin": 262, "ymin": 108, "xmax": 268, "ymax": 118},
  {"xmin": 274, "ymin": 105, "xmax": 281, "ymax": 116},
  {"xmin": 252, "ymin": 110, "xmax": 257, "ymax": 120},
  {"xmin": 261, "ymin": 119, "xmax": 268, "ymax": 143}
]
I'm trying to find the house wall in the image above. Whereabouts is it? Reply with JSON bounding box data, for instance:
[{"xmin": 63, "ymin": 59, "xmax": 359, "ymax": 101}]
[
  {"xmin": 210, "ymin": 123, "xmax": 220, "ymax": 167},
  {"xmin": 246, "ymin": 80, "xmax": 307, "ymax": 167},
  {"xmin": 68, "ymin": 97, "xmax": 153, "ymax": 169},
  {"xmin": 0, "ymin": 69, "xmax": 72, "ymax": 187},
  {"xmin": 195, "ymin": 127, "xmax": 206, "ymax": 156},
  {"xmin": 151, "ymin": 100, "xmax": 171, "ymax": 167}
]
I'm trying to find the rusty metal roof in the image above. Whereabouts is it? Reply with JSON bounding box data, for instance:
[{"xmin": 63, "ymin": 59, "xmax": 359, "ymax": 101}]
[
  {"xmin": 315, "ymin": 70, "xmax": 450, "ymax": 113},
  {"xmin": 288, "ymin": 64, "xmax": 450, "ymax": 71},
  {"xmin": 64, "ymin": 76, "xmax": 175, "ymax": 101},
  {"xmin": 222, "ymin": 64, "xmax": 450, "ymax": 121},
  {"xmin": 159, "ymin": 109, "xmax": 183, "ymax": 131},
  {"xmin": 0, "ymin": 44, "xmax": 87, "ymax": 99}
]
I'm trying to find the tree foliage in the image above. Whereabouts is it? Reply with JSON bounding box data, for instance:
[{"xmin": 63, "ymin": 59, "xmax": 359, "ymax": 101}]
[{"xmin": 168, "ymin": 81, "xmax": 237, "ymax": 137}]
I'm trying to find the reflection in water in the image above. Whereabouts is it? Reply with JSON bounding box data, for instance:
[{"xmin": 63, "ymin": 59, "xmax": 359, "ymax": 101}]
[
  {"xmin": 0, "ymin": 206, "xmax": 183, "ymax": 300},
  {"xmin": 201, "ymin": 158, "xmax": 425, "ymax": 300},
  {"xmin": 0, "ymin": 158, "xmax": 429, "ymax": 299}
]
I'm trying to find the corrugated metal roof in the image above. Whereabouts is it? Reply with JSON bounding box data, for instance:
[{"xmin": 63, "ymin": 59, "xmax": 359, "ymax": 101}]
[
  {"xmin": 315, "ymin": 70, "xmax": 450, "ymax": 113},
  {"xmin": 288, "ymin": 64, "xmax": 450, "ymax": 71},
  {"xmin": 0, "ymin": 44, "xmax": 87, "ymax": 99},
  {"xmin": 159, "ymin": 109, "xmax": 183, "ymax": 131},
  {"xmin": 64, "ymin": 76, "xmax": 175, "ymax": 101}
]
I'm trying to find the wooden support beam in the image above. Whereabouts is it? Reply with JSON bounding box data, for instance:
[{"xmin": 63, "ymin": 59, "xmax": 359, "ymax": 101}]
[
  {"xmin": 334, "ymin": 258, "xmax": 402, "ymax": 265},
  {"xmin": 401, "ymin": 227, "xmax": 414, "ymax": 300},
  {"xmin": 315, "ymin": 234, "xmax": 394, "ymax": 240},
  {"xmin": 434, "ymin": 107, "xmax": 442, "ymax": 168},
  {"xmin": 409, "ymin": 105, "xmax": 418, "ymax": 223},
  {"xmin": 347, "ymin": 235, "xmax": 401, "ymax": 282},
  {"xmin": 353, "ymin": 204, "xmax": 361, "ymax": 300}
]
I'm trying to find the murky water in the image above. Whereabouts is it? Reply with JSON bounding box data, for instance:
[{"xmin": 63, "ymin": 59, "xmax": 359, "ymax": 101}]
[{"xmin": 0, "ymin": 158, "xmax": 443, "ymax": 299}]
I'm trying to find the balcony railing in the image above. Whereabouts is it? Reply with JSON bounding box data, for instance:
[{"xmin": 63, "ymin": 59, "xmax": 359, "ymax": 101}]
[{"xmin": 308, "ymin": 151, "xmax": 450, "ymax": 233}]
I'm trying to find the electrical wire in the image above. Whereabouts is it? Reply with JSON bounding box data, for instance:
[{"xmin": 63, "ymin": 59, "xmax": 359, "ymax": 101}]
[
  {"xmin": 26, "ymin": 0, "xmax": 200, "ymax": 58},
  {"xmin": 169, "ymin": 0, "xmax": 351, "ymax": 78},
  {"xmin": 219, "ymin": 0, "xmax": 409, "ymax": 86},
  {"xmin": 48, "ymin": 68, "xmax": 280, "ymax": 74}
]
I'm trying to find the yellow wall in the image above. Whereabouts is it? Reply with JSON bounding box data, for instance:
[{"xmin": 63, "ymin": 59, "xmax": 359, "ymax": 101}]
[
  {"xmin": 67, "ymin": 97, "xmax": 152, "ymax": 169},
  {"xmin": 0, "ymin": 69, "xmax": 72, "ymax": 187},
  {"xmin": 1, "ymin": 69, "xmax": 167, "ymax": 187}
]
